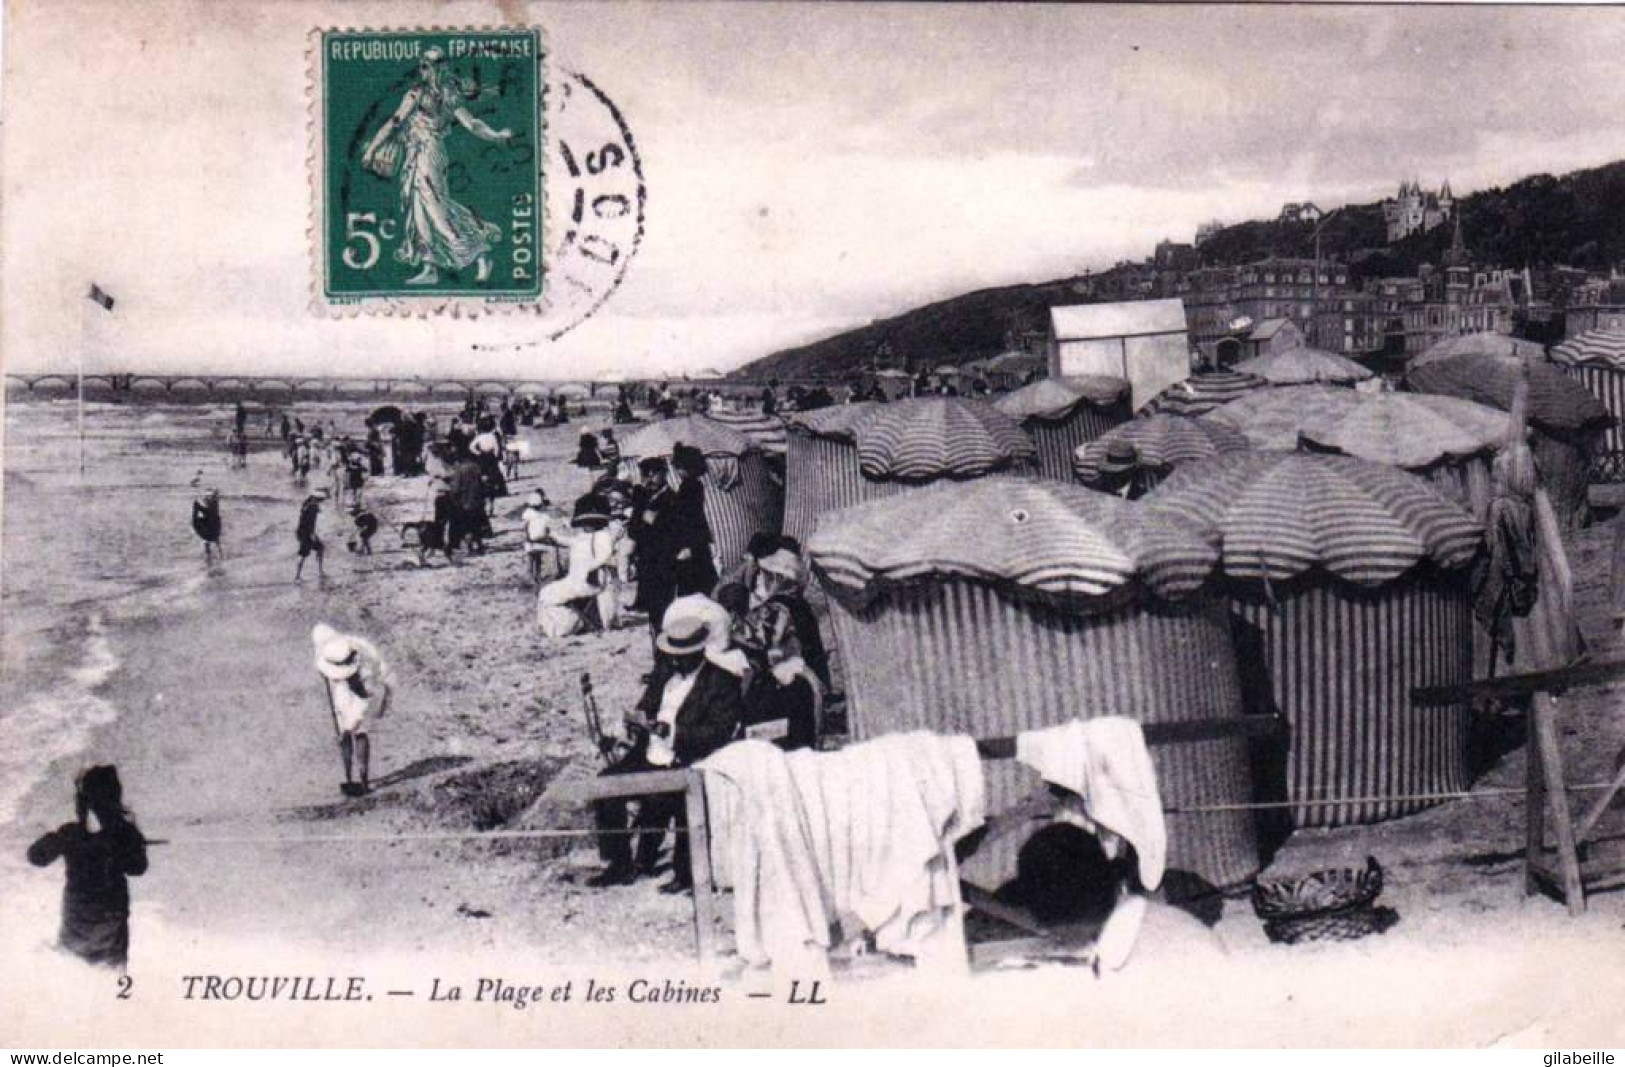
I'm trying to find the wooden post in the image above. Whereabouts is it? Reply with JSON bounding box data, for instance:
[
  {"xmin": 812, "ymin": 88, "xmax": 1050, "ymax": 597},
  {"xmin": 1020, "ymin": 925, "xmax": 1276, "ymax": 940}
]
[
  {"xmin": 684, "ymin": 770, "xmax": 717, "ymax": 965},
  {"xmin": 1531, "ymin": 690, "xmax": 1586, "ymax": 915},
  {"xmin": 1525, "ymin": 706, "xmax": 1545, "ymax": 897}
]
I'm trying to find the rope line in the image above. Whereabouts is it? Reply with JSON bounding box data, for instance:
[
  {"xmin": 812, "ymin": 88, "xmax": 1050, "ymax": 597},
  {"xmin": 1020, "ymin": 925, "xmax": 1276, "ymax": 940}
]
[{"xmin": 3, "ymin": 781, "xmax": 1618, "ymax": 847}]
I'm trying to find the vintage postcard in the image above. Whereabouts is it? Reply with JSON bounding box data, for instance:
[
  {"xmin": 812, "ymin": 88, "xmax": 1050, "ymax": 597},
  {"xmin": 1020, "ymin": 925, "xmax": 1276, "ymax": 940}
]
[{"xmin": 3, "ymin": 0, "xmax": 1625, "ymax": 1052}]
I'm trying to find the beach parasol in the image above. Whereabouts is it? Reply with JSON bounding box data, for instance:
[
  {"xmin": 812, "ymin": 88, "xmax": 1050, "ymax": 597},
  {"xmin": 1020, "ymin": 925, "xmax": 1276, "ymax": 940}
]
[
  {"xmin": 993, "ymin": 376, "xmax": 1129, "ymax": 421},
  {"xmin": 1232, "ymin": 345, "xmax": 1374, "ymax": 386},
  {"xmin": 366, "ymin": 404, "xmax": 404, "ymax": 427},
  {"xmin": 621, "ymin": 415, "xmax": 755, "ymax": 458},
  {"xmin": 1551, "ymin": 328, "xmax": 1625, "ymax": 369},
  {"xmin": 874, "ymin": 368, "xmax": 910, "ymax": 379},
  {"xmin": 1145, "ymin": 452, "xmax": 1481, "ymax": 587},
  {"xmin": 933, "ymin": 364, "xmax": 962, "ymax": 376},
  {"xmin": 1410, "ymin": 331, "xmax": 1546, "ymax": 370},
  {"xmin": 553, "ymin": 383, "xmax": 591, "ymax": 399},
  {"xmin": 705, "ymin": 409, "xmax": 787, "ymax": 456},
  {"xmin": 1404, "ymin": 352, "xmax": 1609, "ymax": 436},
  {"xmin": 853, "ymin": 397, "xmax": 1036, "ymax": 481},
  {"xmin": 1141, "ymin": 369, "xmax": 1270, "ymax": 418},
  {"xmin": 784, "ymin": 401, "xmax": 881, "ymax": 443},
  {"xmin": 809, "ymin": 478, "xmax": 1218, "ymax": 609},
  {"xmin": 1073, "ymin": 414, "xmax": 1250, "ymax": 483},
  {"xmin": 1298, "ymin": 392, "xmax": 1513, "ymax": 470},
  {"xmin": 1203, "ymin": 386, "xmax": 1360, "ymax": 451}
]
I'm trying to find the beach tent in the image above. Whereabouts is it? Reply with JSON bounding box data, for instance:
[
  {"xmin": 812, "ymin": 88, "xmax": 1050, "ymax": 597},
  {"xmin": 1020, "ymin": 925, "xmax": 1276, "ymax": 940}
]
[
  {"xmin": 1049, "ymin": 300, "xmax": 1190, "ymax": 411},
  {"xmin": 620, "ymin": 416, "xmax": 781, "ymax": 573},
  {"xmin": 981, "ymin": 351, "xmax": 1047, "ymax": 389},
  {"xmin": 855, "ymin": 396, "xmax": 1036, "ymax": 482},
  {"xmin": 704, "ymin": 409, "xmax": 788, "ymax": 457},
  {"xmin": 1146, "ymin": 452, "xmax": 1483, "ymax": 828},
  {"xmin": 1207, "ymin": 386, "xmax": 1511, "ymax": 521},
  {"xmin": 1141, "ymin": 369, "xmax": 1269, "ymax": 418},
  {"xmin": 1406, "ymin": 351, "xmax": 1610, "ymax": 530},
  {"xmin": 992, "ymin": 376, "xmax": 1131, "ymax": 481},
  {"xmin": 1232, "ymin": 345, "xmax": 1374, "ymax": 387},
  {"xmin": 808, "ymin": 478, "xmax": 1261, "ymax": 889},
  {"xmin": 1411, "ymin": 332, "xmax": 1546, "ymax": 370},
  {"xmin": 367, "ymin": 404, "xmax": 404, "ymax": 427},
  {"xmin": 781, "ymin": 402, "xmax": 882, "ymax": 545},
  {"xmin": 1551, "ymin": 328, "xmax": 1625, "ymax": 452},
  {"xmin": 1073, "ymin": 414, "xmax": 1250, "ymax": 489}
]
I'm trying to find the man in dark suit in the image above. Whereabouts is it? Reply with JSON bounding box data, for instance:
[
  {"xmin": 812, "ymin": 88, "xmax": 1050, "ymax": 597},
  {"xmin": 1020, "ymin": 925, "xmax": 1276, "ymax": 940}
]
[{"xmin": 589, "ymin": 614, "xmax": 743, "ymax": 892}]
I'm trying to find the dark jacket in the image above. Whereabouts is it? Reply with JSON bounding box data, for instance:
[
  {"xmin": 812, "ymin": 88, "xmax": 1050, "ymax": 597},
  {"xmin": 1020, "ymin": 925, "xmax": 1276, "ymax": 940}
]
[
  {"xmin": 670, "ymin": 476, "xmax": 718, "ymax": 595},
  {"xmin": 191, "ymin": 499, "xmax": 221, "ymax": 542},
  {"xmin": 635, "ymin": 660, "xmax": 744, "ymax": 765}
]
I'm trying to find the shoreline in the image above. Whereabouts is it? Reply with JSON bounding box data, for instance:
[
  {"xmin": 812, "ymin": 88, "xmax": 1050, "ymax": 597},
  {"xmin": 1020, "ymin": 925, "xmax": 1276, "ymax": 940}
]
[{"xmin": 2, "ymin": 403, "xmax": 1623, "ymax": 1046}]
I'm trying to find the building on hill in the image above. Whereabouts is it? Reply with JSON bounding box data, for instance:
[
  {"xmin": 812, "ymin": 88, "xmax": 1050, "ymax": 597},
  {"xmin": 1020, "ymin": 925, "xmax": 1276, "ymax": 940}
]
[
  {"xmin": 1278, "ymin": 202, "xmax": 1325, "ymax": 224},
  {"xmin": 1049, "ymin": 299, "xmax": 1190, "ymax": 410},
  {"xmin": 1383, "ymin": 178, "xmax": 1454, "ymax": 243},
  {"xmin": 1241, "ymin": 318, "xmax": 1305, "ymax": 360},
  {"xmin": 1310, "ymin": 292, "xmax": 1385, "ymax": 356},
  {"xmin": 1234, "ymin": 256, "xmax": 1350, "ymax": 327},
  {"xmin": 1194, "ymin": 219, "xmax": 1226, "ymax": 247},
  {"xmin": 1154, "ymin": 239, "xmax": 1200, "ymax": 272}
]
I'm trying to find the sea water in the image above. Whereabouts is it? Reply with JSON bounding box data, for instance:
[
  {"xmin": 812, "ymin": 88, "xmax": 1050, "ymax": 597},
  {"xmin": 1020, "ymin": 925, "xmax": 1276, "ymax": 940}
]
[{"xmin": 0, "ymin": 393, "xmax": 418, "ymax": 829}]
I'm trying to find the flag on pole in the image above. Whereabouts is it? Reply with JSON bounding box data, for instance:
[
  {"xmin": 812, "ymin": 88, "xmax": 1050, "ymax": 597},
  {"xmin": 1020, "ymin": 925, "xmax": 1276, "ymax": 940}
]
[{"xmin": 87, "ymin": 283, "xmax": 115, "ymax": 312}]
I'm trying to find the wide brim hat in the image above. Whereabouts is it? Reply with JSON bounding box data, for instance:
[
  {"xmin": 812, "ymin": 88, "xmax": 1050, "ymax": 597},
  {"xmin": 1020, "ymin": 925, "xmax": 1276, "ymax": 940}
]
[
  {"xmin": 527, "ymin": 490, "xmax": 547, "ymax": 507},
  {"xmin": 656, "ymin": 614, "xmax": 711, "ymax": 656},
  {"xmin": 315, "ymin": 636, "xmax": 360, "ymax": 680}
]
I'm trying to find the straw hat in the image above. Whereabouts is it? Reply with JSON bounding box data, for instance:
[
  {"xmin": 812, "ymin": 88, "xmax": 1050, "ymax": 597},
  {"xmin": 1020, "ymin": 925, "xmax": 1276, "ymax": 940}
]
[
  {"xmin": 527, "ymin": 489, "xmax": 547, "ymax": 507},
  {"xmin": 1098, "ymin": 440, "xmax": 1140, "ymax": 474},
  {"xmin": 315, "ymin": 636, "xmax": 360, "ymax": 681},
  {"xmin": 656, "ymin": 614, "xmax": 711, "ymax": 656}
]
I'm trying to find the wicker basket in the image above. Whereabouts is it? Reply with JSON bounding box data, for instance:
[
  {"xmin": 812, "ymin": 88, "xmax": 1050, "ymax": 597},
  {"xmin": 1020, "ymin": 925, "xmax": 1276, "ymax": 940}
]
[{"xmin": 1252, "ymin": 856, "xmax": 1384, "ymax": 920}]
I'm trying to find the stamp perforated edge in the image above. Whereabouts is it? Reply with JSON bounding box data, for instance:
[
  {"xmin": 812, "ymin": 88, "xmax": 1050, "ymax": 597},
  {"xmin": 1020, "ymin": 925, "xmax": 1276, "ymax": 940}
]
[{"xmin": 305, "ymin": 25, "xmax": 551, "ymax": 320}]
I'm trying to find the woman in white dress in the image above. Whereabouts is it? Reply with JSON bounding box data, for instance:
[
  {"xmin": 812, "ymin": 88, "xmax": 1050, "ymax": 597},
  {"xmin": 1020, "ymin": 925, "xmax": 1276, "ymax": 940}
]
[
  {"xmin": 537, "ymin": 495, "xmax": 623, "ymax": 637},
  {"xmin": 361, "ymin": 47, "xmax": 513, "ymax": 286}
]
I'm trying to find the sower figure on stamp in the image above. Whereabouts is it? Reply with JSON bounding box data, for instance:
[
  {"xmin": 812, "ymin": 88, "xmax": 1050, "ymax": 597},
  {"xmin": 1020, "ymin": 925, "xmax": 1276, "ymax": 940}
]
[
  {"xmin": 590, "ymin": 613, "xmax": 743, "ymax": 892},
  {"xmin": 360, "ymin": 47, "xmax": 513, "ymax": 287}
]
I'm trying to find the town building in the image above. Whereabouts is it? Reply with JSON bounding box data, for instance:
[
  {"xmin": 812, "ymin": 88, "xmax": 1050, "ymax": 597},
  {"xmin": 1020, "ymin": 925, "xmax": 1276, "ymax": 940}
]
[
  {"xmin": 1241, "ymin": 318, "xmax": 1305, "ymax": 360},
  {"xmin": 1278, "ymin": 202, "xmax": 1325, "ymax": 224},
  {"xmin": 1194, "ymin": 220, "xmax": 1226, "ymax": 247},
  {"xmin": 1383, "ymin": 178, "xmax": 1454, "ymax": 243}
]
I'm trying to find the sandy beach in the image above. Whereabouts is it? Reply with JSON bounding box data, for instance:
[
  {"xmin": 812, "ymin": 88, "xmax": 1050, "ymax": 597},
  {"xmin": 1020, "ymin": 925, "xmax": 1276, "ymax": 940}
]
[{"xmin": 2, "ymin": 394, "xmax": 1623, "ymax": 1047}]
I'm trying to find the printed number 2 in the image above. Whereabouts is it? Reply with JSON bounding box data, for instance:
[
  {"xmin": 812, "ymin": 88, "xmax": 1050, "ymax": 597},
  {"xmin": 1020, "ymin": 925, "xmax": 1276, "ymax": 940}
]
[
  {"xmin": 117, "ymin": 975, "xmax": 133, "ymax": 1000},
  {"xmin": 342, "ymin": 212, "xmax": 381, "ymax": 271}
]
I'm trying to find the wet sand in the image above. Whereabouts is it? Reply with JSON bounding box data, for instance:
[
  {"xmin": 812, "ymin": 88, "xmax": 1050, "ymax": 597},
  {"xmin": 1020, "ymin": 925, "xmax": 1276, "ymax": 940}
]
[{"xmin": 2, "ymin": 407, "xmax": 1623, "ymax": 1046}]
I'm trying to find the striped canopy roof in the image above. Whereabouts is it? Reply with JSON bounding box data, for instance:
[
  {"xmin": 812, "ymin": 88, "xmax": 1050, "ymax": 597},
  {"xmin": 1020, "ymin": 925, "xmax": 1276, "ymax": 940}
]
[
  {"xmin": 1073, "ymin": 414, "xmax": 1250, "ymax": 482},
  {"xmin": 1141, "ymin": 369, "xmax": 1270, "ymax": 417},
  {"xmin": 1299, "ymin": 392, "xmax": 1513, "ymax": 469},
  {"xmin": 1405, "ymin": 353, "xmax": 1610, "ymax": 436},
  {"xmin": 704, "ymin": 409, "xmax": 787, "ymax": 455},
  {"xmin": 1203, "ymin": 385, "xmax": 1360, "ymax": 451},
  {"xmin": 620, "ymin": 415, "xmax": 755, "ymax": 458},
  {"xmin": 1233, "ymin": 345, "xmax": 1374, "ymax": 386},
  {"xmin": 854, "ymin": 397, "xmax": 1037, "ymax": 481},
  {"xmin": 994, "ymin": 376, "xmax": 1130, "ymax": 421},
  {"xmin": 807, "ymin": 477, "xmax": 1219, "ymax": 610},
  {"xmin": 785, "ymin": 400, "xmax": 882, "ymax": 442},
  {"xmin": 1551, "ymin": 328, "xmax": 1625, "ymax": 369},
  {"xmin": 1410, "ymin": 332, "xmax": 1546, "ymax": 370},
  {"xmin": 1145, "ymin": 452, "xmax": 1482, "ymax": 587},
  {"xmin": 986, "ymin": 351, "xmax": 1047, "ymax": 372}
]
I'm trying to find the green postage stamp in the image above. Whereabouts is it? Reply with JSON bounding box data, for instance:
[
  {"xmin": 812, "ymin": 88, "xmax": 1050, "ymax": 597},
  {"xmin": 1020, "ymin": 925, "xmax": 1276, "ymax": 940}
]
[{"xmin": 312, "ymin": 28, "xmax": 545, "ymax": 314}]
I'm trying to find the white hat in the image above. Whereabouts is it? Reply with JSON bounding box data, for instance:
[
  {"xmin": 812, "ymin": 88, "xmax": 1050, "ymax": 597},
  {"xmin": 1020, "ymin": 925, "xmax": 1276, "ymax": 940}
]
[{"xmin": 316, "ymin": 637, "xmax": 360, "ymax": 681}]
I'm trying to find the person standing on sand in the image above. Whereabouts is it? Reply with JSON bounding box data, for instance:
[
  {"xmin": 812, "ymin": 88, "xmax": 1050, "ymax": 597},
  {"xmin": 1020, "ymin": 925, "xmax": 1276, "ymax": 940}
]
[
  {"xmin": 311, "ymin": 624, "xmax": 394, "ymax": 796},
  {"xmin": 27, "ymin": 765, "xmax": 148, "ymax": 970},
  {"xmin": 295, "ymin": 491, "xmax": 327, "ymax": 580},
  {"xmin": 191, "ymin": 486, "xmax": 224, "ymax": 565}
]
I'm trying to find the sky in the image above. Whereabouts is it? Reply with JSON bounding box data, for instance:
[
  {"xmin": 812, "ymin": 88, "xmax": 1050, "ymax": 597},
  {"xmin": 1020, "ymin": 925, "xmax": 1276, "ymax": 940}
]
[{"xmin": 3, "ymin": 1, "xmax": 1625, "ymax": 380}]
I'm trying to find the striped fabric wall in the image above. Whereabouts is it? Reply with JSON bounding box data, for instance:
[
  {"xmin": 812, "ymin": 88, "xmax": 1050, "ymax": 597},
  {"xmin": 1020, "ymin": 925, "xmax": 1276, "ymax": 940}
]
[
  {"xmin": 1230, "ymin": 576, "xmax": 1472, "ymax": 828},
  {"xmin": 702, "ymin": 450, "xmax": 782, "ymax": 573},
  {"xmin": 1561, "ymin": 364, "xmax": 1625, "ymax": 453},
  {"xmin": 828, "ymin": 583, "xmax": 1260, "ymax": 889},
  {"xmin": 782, "ymin": 431, "xmax": 905, "ymax": 544},
  {"xmin": 1026, "ymin": 404, "xmax": 1129, "ymax": 482}
]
